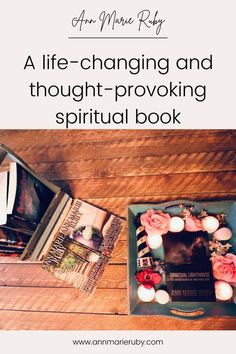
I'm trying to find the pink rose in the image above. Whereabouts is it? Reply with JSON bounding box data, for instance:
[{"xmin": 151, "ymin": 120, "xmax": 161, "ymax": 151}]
[
  {"xmin": 140, "ymin": 209, "xmax": 170, "ymax": 235},
  {"xmin": 211, "ymin": 253, "xmax": 236, "ymax": 283},
  {"xmin": 185, "ymin": 215, "xmax": 203, "ymax": 232}
]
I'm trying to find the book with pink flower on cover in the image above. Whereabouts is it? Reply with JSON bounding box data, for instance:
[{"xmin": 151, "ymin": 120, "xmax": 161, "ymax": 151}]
[{"xmin": 42, "ymin": 199, "xmax": 124, "ymax": 294}]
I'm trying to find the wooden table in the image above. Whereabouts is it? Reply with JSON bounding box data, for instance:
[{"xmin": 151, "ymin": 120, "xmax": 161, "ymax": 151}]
[{"xmin": 0, "ymin": 129, "xmax": 236, "ymax": 330}]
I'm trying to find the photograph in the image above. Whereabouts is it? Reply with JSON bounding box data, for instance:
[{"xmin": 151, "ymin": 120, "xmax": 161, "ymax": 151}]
[{"xmin": 0, "ymin": 129, "xmax": 235, "ymax": 330}]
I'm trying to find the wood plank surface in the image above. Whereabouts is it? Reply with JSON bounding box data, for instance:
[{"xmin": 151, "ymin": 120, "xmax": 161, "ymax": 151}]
[
  {"xmin": 55, "ymin": 172, "xmax": 236, "ymax": 199},
  {"xmin": 0, "ymin": 311, "xmax": 235, "ymax": 330},
  {"xmin": 0, "ymin": 287, "xmax": 128, "ymax": 314},
  {"xmin": 0, "ymin": 264, "xmax": 127, "ymax": 289},
  {"xmin": 85, "ymin": 194, "xmax": 236, "ymax": 218},
  {"xmin": 1, "ymin": 130, "xmax": 236, "ymax": 165},
  {"xmin": 0, "ymin": 129, "xmax": 236, "ymax": 330}
]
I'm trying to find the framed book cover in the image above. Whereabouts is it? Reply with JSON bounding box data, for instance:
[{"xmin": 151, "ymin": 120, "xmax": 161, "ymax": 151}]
[{"xmin": 128, "ymin": 200, "xmax": 236, "ymax": 319}]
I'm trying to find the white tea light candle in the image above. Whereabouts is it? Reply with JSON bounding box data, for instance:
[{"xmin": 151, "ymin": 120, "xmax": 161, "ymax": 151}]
[
  {"xmin": 213, "ymin": 227, "xmax": 232, "ymax": 241},
  {"xmin": 169, "ymin": 216, "xmax": 185, "ymax": 232},
  {"xmin": 155, "ymin": 289, "xmax": 170, "ymax": 304},
  {"xmin": 147, "ymin": 233, "xmax": 163, "ymax": 249},
  {"xmin": 215, "ymin": 280, "xmax": 233, "ymax": 301},
  {"xmin": 137, "ymin": 284, "xmax": 155, "ymax": 302},
  {"xmin": 202, "ymin": 216, "xmax": 219, "ymax": 234}
]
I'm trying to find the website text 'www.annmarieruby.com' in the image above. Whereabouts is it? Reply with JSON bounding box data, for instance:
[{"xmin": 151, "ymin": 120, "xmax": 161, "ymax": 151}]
[{"xmin": 72, "ymin": 338, "xmax": 164, "ymax": 347}]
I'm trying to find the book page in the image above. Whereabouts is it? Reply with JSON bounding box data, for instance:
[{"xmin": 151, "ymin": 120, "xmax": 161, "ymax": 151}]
[
  {"xmin": 0, "ymin": 171, "xmax": 8, "ymax": 225},
  {"xmin": 6, "ymin": 162, "xmax": 17, "ymax": 215}
]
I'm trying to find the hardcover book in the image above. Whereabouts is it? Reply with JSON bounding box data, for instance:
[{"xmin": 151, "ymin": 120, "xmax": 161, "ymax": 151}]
[
  {"xmin": 0, "ymin": 144, "xmax": 124, "ymax": 294},
  {"xmin": 8, "ymin": 162, "xmax": 55, "ymax": 226},
  {"xmin": 0, "ymin": 162, "xmax": 55, "ymax": 235},
  {"xmin": 163, "ymin": 230, "xmax": 216, "ymax": 302}
]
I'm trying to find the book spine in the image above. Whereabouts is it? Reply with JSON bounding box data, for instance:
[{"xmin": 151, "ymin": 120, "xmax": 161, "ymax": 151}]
[
  {"xmin": 59, "ymin": 199, "xmax": 83, "ymax": 235},
  {"xmin": 99, "ymin": 216, "xmax": 122, "ymax": 256},
  {"xmin": 42, "ymin": 233, "xmax": 67, "ymax": 270},
  {"xmin": 21, "ymin": 191, "xmax": 70, "ymax": 260},
  {"xmin": 37, "ymin": 197, "xmax": 73, "ymax": 261},
  {"xmin": 0, "ymin": 245, "xmax": 24, "ymax": 254},
  {"xmin": 82, "ymin": 256, "xmax": 109, "ymax": 294}
]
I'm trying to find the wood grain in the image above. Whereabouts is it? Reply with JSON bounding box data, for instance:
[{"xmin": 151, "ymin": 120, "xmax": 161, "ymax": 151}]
[
  {"xmin": 85, "ymin": 193, "xmax": 236, "ymax": 218},
  {"xmin": 55, "ymin": 172, "xmax": 236, "ymax": 199},
  {"xmin": 1, "ymin": 130, "xmax": 236, "ymax": 164},
  {"xmin": 0, "ymin": 264, "xmax": 127, "ymax": 289},
  {"xmin": 0, "ymin": 311, "xmax": 236, "ymax": 330},
  {"xmin": 0, "ymin": 287, "xmax": 128, "ymax": 314},
  {"xmin": 0, "ymin": 129, "xmax": 235, "ymax": 330},
  {"xmin": 20, "ymin": 150, "xmax": 236, "ymax": 181}
]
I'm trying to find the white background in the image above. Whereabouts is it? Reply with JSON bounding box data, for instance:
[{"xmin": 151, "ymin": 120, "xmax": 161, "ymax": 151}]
[
  {"xmin": 1, "ymin": 0, "xmax": 236, "ymax": 129},
  {"xmin": 0, "ymin": 331, "xmax": 235, "ymax": 354}
]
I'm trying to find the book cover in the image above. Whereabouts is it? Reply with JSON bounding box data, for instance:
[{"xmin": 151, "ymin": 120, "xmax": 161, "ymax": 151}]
[
  {"xmin": 163, "ymin": 230, "xmax": 216, "ymax": 302},
  {"xmin": 3, "ymin": 162, "xmax": 55, "ymax": 234},
  {"xmin": 0, "ymin": 160, "xmax": 56, "ymax": 256},
  {"xmin": 43, "ymin": 199, "xmax": 123, "ymax": 293},
  {"xmin": 9, "ymin": 163, "xmax": 55, "ymax": 224}
]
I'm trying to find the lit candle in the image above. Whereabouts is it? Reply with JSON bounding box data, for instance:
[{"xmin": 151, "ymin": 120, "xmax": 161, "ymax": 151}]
[
  {"xmin": 215, "ymin": 280, "xmax": 233, "ymax": 301},
  {"xmin": 169, "ymin": 216, "xmax": 185, "ymax": 233},
  {"xmin": 213, "ymin": 227, "xmax": 232, "ymax": 241},
  {"xmin": 155, "ymin": 289, "xmax": 170, "ymax": 304},
  {"xmin": 137, "ymin": 284, "xmax": 155, "ymax": 302},
  {"xmin": 202, "ymin": 216, "xmax": 219, "ymax": 234},
  {"xmin": 147, "ymin": 233, "xmax": 163, "ymax": 249}
]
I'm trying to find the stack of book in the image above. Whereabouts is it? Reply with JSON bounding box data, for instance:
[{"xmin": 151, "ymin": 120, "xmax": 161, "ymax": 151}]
[
  {"xmin": 0, "ymin": 145, "xmax": 124, "ymax": 294},
  {"xmin": 0, "ymin": 161, "xmax": 55, "ymax": 256}
]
